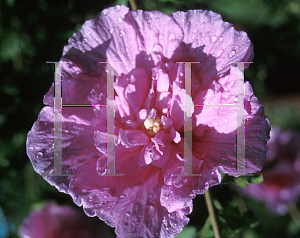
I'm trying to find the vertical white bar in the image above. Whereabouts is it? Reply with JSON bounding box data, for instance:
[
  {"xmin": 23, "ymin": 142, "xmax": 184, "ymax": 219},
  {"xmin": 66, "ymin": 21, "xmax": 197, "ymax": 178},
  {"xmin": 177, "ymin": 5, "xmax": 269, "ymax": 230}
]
[
  {"xmin": 176, "ymin": 62, "xmax": 201, "ymax": 176},
  {"xmin": 236, "ymin": 62, "xmax": 245, "ymax": 175},
  {"xmin": 99, "ymin": 62, "xmax": 123, "ymax": 176},
  {"xmin": 54, "ymin": 62, "xmax": 63, "ymax": 175},
  {"xmin": 46, "ymin": 61, "xmax": 70, "ymax": 176},
  {"xmin": 184, "ymin": 62, "xmax": 193, "ymax": 175},
  {"xmin": 235, "ymin": 62, "xmax": 253, "ymax": 176}
]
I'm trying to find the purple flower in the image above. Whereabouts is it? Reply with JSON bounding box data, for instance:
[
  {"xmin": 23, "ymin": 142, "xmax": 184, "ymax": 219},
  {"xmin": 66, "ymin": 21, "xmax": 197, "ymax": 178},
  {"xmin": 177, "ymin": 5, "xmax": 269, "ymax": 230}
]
[
  {"xmin": 19, "ymin": 202, "xmax": 114, "ymax": 238},
  {"xmin": 238, "ymin": 128, "xmax": 300, "ymax": 215},
  {"xmin": 26, "ymin": 5, "xmax": 270, "ymax": 237}
]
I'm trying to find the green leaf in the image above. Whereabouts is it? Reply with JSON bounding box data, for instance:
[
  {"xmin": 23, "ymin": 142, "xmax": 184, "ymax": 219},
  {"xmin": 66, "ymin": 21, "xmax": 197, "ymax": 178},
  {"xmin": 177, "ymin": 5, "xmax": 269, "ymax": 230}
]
[
  {"xmin": 213, "ymin": 199, "xmax": 223, "ymax": 211},
  {"xmin": 250, "ymin": 174, "xmax": 264, "ymax": 184},
  {"xmin": 115, "ymin": 0, "xmax": 128, "ymax": 6},
  {"xmin": 234, "ymin": 177, "xmax": 249, "ymax": 188},
  {"xmin": 175, "ymin": 226, "xmax": 197, "ymax": 238},
  {"xmin": 198, "ymin": 217, "xmax": 214, "ymax": 238},
  {"xmin": 220, "ymin": 173, "xmax": 264, "ymax": 187},
  {"xmin": 218, "ymin": 207, "xmax": 259, "ymax": 237}
]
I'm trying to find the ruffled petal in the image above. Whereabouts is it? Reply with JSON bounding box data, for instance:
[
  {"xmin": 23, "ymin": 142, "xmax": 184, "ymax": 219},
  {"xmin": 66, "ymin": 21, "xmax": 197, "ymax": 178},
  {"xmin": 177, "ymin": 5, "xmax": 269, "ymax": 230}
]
[
  {"xmin": 26, "ymin": 106, "xmax": 103, "ymax": 193},
  {"xmin": 125, "ymin": 68, "xmax": 151, "ymax": 116},
  {"xmin": 118, "ymin": 129, "xmax": 150, "ymax": 148},
  {"xmin": 172, "ymin": 9, "xmax": 253, "ymax": 81},
  {"xmin": 69, "ymin": 154, "xmax": 190, "ymax": 238},
  {"xmin": 27, "ymin": 6, "xmax": 271, "ymax": 238},
  {"xmin": 27, "ymin": 106, "xmax": 190, "ymax": 238},
  {"xmin": 170, "ymin": 81, "xmax": 194, "ymax": 131},
  {"xmin": 63, "ymin": 5, "xmax": 183, "ymax": 76},
  {"xmin": 161, "ymin": 149, "xmax": 220, "ymax": 213},
  {"xmin": 193, "ymin": 67, "xmax": 270, "ymax": 175}
]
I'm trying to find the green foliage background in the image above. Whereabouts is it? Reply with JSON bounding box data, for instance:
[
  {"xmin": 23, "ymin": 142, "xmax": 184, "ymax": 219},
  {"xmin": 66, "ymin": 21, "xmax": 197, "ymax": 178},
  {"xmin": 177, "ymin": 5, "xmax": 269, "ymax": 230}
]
[{"xmin": 0, "ymin": 0, "xmax": 300, "ymax": 237}]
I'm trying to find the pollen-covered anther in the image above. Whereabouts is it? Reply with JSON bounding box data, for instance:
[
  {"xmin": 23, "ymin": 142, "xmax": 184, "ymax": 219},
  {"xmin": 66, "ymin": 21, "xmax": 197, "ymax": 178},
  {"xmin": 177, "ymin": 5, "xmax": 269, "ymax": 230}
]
[
  {"xmin": 144, "ymin": 117, "xmax": 161, "ymax": 136},
  {"xmin": 153, "ymin": 120, "xmax": 160, "ymax": 133}
]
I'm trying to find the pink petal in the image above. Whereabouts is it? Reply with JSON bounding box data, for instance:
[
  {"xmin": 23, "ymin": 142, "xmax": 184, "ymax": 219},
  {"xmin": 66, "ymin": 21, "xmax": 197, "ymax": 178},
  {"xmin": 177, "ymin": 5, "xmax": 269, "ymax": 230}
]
[
  {"xmin": 156, "ymin": 69, "xmax": 170, "ymax": 92},
  {"xmin": 170, "ymin": 127, "xmax": 181, "ymax": 143},
  {"xmin": 26, "ymin": 106, "xmax": 103, "ymax": 193},
  {"xmin": 151, "ymin": 131, "xmax": 173, "ymax": 168},
  {"xmin": 172, "ymin": 10, "xmax": 253, "ymax": 81},
  {"xmin": 193, "ymin": 67, "xmax": 270, "ymax": 175},
  {"xmin": 69, "ymin": 153, "xmax": 190, "ymax": 237},
  {"xmin": 125, "ymin": 68, "xmax": 151, "ymax": 116},
  {"xmin": 118, "ymin": 129, "xmax": 150, "ymax": 148},
  {"xmin": 63, "ymin": 6, "xmax": 183, "ymax": 76},
  {"xmin": 27, "ymin": 106, "xmax": 190, "ymax": 238},
  {"xmin": 155, "ymin": 91, "xmax": 172, "ymax": 114},
  {"xmin": 170, "ymin": 81, "xmax": 194, "ymax": 131}
]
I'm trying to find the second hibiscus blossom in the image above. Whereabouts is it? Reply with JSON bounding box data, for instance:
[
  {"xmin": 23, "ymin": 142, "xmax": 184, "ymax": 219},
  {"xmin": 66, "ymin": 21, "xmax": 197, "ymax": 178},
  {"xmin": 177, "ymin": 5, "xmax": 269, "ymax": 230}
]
[
  {"xmin": 27, "ymin": 5, "xmax": 270, "ymax": 237},
  {"xmin": 237, "ymin": 128, "xmax": 300, "ymax": 215}
]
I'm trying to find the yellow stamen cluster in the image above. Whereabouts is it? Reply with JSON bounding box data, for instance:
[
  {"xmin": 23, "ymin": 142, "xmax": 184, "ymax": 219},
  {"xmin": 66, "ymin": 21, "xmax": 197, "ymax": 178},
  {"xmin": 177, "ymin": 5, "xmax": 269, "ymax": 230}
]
[{"xmin": 144, "ymin": 117, "xmax": 161, "ymax": 136}]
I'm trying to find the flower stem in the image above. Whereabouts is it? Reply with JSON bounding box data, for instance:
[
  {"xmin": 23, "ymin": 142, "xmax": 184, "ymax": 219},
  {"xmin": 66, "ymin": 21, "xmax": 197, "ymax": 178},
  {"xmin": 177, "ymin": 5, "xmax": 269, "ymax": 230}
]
[
  {"xmin": 129, "ymin": 0, "xmax": 137, "ymax": 10},
  {"xmin": 288, "ymin": 202, "xmax": 300, "ymax": 227},
  {"xmin": 204, "ymin": 190, "xmax": 221, "ymax": 238}
]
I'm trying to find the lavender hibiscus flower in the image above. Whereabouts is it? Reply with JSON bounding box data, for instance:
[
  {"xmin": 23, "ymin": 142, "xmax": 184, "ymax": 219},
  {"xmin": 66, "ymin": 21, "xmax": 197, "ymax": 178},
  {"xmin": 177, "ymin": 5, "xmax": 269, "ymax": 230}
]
[
  {"xmin": 238, "ymin": 128, "xmax": 300, "ymax": 215},
  {"xmin": 19, "ymin": 202, "xmax": 114, "ymax": 238},
  {"xmin": 26, "ymin": 5, "xmax": 270, "ymax": 237}
]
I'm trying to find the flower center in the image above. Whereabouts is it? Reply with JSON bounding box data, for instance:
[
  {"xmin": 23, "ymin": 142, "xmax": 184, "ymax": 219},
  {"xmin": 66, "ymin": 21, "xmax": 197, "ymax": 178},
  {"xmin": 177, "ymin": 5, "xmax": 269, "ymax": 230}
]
[{"xmin": 144, "ymin": 117, "xmax": 161, "ymax": 136}]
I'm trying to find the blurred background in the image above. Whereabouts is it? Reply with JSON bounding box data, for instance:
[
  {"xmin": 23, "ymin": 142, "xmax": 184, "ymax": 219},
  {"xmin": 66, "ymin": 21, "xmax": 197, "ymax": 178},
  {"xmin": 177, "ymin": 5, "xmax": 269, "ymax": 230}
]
[{"xmin": 0, "ymin": 0, "xmax": 300, "ymax": 237}]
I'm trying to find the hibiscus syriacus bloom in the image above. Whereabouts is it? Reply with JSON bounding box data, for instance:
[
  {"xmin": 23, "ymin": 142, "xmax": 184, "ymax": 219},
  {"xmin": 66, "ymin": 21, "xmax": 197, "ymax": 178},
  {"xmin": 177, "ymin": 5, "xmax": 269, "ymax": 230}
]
[
  {"xmin": 238, "ymin": 128, "xmax": 300, "ymax": 215},
  {"xmin": 26, "ymin": 5, "xmax": 270, "ymax": 237},
  {"xmin": 19, "ymin": 202, "xmax": 114, "ymax": 238}
]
